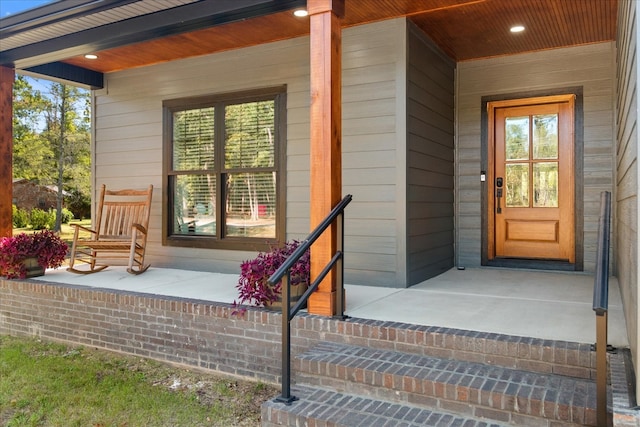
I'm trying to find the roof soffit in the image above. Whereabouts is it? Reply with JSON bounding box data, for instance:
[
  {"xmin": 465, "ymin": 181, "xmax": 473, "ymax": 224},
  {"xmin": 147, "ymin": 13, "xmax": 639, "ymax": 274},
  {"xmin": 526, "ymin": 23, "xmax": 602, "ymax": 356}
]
[{"xmin": 0, "ymin": 0, "xmax": 618, "ymax": 81}]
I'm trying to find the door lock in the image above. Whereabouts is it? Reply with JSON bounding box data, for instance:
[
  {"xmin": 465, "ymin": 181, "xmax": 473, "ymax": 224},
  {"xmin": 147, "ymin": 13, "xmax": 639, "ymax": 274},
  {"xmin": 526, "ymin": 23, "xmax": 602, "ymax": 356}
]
[{"xmin": 496, "ymin": 177, "xmax": 503, "ymax": 214}]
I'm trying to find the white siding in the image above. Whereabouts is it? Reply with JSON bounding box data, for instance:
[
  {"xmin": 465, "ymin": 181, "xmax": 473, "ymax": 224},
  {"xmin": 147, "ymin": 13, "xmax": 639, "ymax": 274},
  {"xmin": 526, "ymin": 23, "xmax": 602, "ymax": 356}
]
[
  {"xmin": 616, "ymin": 0, "xmax": 639, "ymax": 403},
  {"xmin": 456, "ymin": 42, "xmax": 616, "ymax": 272},
  {"xmin": 94, "ymin": 19, "xmax": 406, "ymax": 285}
]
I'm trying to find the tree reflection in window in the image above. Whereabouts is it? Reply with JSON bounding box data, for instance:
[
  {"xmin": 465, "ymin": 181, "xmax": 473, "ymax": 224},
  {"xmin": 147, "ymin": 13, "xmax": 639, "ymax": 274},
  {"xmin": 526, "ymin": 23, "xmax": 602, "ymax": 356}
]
[
  {"xmin": 506, "ymin": 164, "xmax": 529, "ymax": 207},
  {"xmin": 505, "ymin": 116, "xmax": 529, "ymax": 160},
  {"xmin": 533, "ymin": 114, "xmax": 558, "ymax": 160}
]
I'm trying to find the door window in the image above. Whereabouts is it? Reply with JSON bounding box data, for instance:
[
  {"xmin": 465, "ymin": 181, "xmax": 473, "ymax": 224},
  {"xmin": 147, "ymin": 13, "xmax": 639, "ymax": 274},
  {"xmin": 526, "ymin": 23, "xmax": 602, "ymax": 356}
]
[{"xmin": 504, "ymin": 113, "xmax": 559, "ymax": 208}]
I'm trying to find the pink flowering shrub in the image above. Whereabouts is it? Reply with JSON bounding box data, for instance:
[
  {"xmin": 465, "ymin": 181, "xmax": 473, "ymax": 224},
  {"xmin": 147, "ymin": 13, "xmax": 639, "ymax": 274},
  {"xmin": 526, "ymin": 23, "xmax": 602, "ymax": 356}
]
[
  {"xmin": 0, "ymin": 230, "xmax": 68, "ymax": 279},
  {"xmin": 233, "ymin": 240, "xmax": 310, "ymax": 315}
]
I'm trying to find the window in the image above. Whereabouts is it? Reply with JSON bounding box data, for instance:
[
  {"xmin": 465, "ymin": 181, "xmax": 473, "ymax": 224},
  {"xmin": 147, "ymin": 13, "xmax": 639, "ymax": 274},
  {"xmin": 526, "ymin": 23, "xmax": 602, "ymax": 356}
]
[{"xmin": 163, "ymin": 87, "xmax": 286, "ymax": 250}]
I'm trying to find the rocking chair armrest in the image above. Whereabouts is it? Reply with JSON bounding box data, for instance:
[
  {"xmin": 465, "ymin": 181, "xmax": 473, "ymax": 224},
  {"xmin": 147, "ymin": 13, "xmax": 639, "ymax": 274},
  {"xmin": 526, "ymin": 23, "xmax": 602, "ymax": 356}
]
[
  {"xmin": 131, "ymin": 223, "xmax": 148, "ymax": 235},
  {"xmin": 70, "ymin": 223, "xmax": 98, "ymax": 235}
]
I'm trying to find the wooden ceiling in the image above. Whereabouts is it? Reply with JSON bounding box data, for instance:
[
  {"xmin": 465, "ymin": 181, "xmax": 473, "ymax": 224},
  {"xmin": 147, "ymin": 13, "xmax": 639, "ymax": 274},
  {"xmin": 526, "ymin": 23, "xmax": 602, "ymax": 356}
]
[{"xmin": 63, "ymin": 0, "xmax": 618, "ymax": 73}]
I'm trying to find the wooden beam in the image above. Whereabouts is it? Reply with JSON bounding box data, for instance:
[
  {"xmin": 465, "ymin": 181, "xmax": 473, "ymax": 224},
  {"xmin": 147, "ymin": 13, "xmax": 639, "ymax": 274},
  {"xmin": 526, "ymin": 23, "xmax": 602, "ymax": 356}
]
[
  {"xmin": 307, "ymin": 0, "xmax": 344, "ymax": 316},
  {"xmin": 0, "ymin": 66, "xmax": 14, "ymax": 238}
]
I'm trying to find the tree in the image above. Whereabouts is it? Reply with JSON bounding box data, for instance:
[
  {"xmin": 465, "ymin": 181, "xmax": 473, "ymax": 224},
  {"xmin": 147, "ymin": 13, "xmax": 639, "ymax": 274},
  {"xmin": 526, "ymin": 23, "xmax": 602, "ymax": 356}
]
[
  {"xmin": 12, "ymin": 76, "xmax": 91, "ymax": 227},
  {"xmin": 42, "ymin": 82, "xmax": 90, "ymax": 230},
  {"xmin": 12, "ymin": 76, "xmax": 52, "ymax": 181}
]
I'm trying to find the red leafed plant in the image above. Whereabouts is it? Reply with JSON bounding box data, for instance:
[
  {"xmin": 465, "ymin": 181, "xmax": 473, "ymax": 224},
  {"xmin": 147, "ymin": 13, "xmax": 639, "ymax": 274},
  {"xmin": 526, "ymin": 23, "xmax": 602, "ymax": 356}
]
[
  {"xmin": 233, "ymin": 240, "xmax": 310, "ymax": 315},
  {"xmin": 0, "ymin": 230, "xmax": 68, "ymax": 279}
]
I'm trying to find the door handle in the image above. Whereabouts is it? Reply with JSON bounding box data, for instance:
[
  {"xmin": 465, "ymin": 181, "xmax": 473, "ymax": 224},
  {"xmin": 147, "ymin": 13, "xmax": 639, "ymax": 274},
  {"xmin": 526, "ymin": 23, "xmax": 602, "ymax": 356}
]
[{"xmin": 496, "ymin": 177, "xmax": 503, "ymax": 214}]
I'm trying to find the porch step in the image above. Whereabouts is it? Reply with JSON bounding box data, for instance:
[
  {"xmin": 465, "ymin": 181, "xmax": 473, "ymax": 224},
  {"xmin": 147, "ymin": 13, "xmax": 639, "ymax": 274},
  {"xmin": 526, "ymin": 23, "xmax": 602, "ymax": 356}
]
[
  {"xmin": 262, "ymin": 385, "xmax": 510, "ymax": 427},
  {"xmin": 265, "ymin": 341, "xmax": 597, "ymax": 426},
  {"xmin": 332, "ymin": 320, "xmax": 596, "ymax": 380}
]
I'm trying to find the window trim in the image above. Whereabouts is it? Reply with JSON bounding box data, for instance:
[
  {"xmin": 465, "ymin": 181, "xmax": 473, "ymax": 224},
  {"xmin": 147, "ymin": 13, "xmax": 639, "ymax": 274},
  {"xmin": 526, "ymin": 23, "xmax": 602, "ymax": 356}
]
[{"xmin": 162, "ymin": 86, "xmax": 287, "ymax": 251}]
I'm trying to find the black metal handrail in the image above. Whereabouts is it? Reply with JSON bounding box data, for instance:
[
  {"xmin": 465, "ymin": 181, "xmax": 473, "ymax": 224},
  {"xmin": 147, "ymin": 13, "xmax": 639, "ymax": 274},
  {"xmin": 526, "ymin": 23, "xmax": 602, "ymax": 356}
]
[
  {"xmin": 592, "ymin": 190, "xmax": 611, "ymax": 427},
  {"xmin": 270, "ymin": 194, "xmax": 352, "ymax": 404},
  {"xmin": 593, "ymin": 191, "xmax": 611, "ymax": 315}
]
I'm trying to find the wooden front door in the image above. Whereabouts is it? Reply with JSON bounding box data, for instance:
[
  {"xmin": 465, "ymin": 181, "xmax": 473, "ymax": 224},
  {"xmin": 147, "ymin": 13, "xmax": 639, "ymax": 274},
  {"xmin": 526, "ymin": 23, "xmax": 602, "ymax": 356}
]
[{"xmin": 488, "ymin": 95, "xmax": 575, "ymax": 263}]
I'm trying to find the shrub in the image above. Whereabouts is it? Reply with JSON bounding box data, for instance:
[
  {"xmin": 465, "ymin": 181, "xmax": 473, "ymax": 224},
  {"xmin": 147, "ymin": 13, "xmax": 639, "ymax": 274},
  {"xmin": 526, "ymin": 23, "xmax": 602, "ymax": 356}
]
[
  {"xmin": 60, "ymin": 208, "xmax": 74, "ymax": 224},
  {"xmin": 12, "ymin": 205, "xmax": 29, "ymax": 228},
  {"xmin": 66, "ymin": 189, "xmax": 91, "ymax": 220},
  {"xmin": 30, "ymin": 208, "xmax": 56, "ymax": 230},
  {"xmin": 233, "ymin": 240, "xmax": 310, "ymax": 315}
]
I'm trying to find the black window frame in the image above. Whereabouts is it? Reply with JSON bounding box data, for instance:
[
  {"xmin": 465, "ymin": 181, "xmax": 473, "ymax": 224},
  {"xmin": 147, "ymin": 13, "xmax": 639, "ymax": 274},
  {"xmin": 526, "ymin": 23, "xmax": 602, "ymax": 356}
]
[{"xmin": 162, "ymin": 86, "xmax": 287, "ymax": 251}]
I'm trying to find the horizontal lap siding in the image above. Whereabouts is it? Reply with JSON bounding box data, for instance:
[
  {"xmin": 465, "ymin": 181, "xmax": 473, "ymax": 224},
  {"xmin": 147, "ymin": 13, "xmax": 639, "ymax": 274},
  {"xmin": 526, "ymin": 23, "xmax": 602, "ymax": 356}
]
[
  {"xmin": 406, "ymin": 23, "xmax": 455, "ymax": 285},
  {"xmin": 341, "ymin": 19, "xmax": 405, "ymax": 286},
  {"xmin": 615, "ymin": 0, "xmax": 639, "ymax": 401},
  {"xmin": 456, "ymin": 42, "xmax": 615, "ymax": 271},
  {"xmin": 95, "ymin": 37, "xmax": 310, "ymax": 274},
  {"xmin": 95, "ymin": 20, "xmax": 405, "ymax": 286}
]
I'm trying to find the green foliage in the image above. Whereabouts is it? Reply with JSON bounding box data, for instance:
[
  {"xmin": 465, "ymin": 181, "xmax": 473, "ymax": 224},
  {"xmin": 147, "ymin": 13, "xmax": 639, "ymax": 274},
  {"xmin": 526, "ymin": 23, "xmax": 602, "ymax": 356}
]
[
  {"xmin": 13, "ymin": 76, "xmax": 55, "ymax": 181},
  {"xmin": 60, "ymin": 208, "xmax": 74, "ymax": 224},
  {"xmin": 13, "ymin": 76, "xmax": 92, "ymax": 229},
  {"xmin": 13, "ymin": 135, "xmax": 54, "ymax": 182},
  {"xmin": 29, "ymin": 208, "xmax": 55, "ymax": 230},
  {"xmin": 65, "ymin": 189, "xmax": 91, "ymax": 220},
  {"xmin": 12, "ymin": 205, "xmax": 29, "ymax": 228},
  {"xmin": 12, "ymin": 76, "xmax": 48, "ymax": 141}
]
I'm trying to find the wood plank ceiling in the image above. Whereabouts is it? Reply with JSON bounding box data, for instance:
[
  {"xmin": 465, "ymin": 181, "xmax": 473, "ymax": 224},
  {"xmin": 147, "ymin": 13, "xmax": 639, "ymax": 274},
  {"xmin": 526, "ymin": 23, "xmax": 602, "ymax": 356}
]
[{"xmin": 61, "ymin": 0, "xmax": 618, "ymax": 73}]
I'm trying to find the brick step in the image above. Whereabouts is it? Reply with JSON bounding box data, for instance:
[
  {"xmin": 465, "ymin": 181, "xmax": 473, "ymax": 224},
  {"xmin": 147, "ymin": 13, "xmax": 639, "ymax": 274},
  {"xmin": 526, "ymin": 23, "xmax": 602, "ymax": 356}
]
[
  {"xmin": 332, "ymin": 319, "xmax": 595, "ymax": 379},
  {"xmin": 294, "ymin": 342, "xmax": 597, "ymax": 426},
  {"xmin": 262, "ymin": 385, "xmax": 511, "ymax": 427}
]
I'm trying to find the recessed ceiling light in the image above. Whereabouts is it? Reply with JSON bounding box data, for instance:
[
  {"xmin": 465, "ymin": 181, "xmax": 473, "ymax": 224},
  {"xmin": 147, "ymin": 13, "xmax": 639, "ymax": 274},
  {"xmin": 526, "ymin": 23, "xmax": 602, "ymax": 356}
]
[
  {"xmin": 510, "ymin": 25, "xmax": 525, "ymax": 33},
  {"xmin": 293, "ymin": 9, "xmax": 308, "ymax": 17},
  {"xmin": 84, "ymin": 54, "xmax": 98, "ymax": 59}
]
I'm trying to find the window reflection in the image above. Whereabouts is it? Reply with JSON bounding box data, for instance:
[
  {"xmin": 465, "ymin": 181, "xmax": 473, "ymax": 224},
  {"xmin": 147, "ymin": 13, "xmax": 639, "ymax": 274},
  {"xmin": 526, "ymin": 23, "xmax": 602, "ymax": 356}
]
[
  {"xmin": 506, "ymin": 164, "xmax": 529, "ymax": 207},
  {"xmin": 533, "ymin": 162, "xmax": 558, "ymax": 207},
  {"xmin": 505, "ymin": 116, "xmax": 529, "ymax": 160},
  {"xmin": 533, "ymin": 114, "xmax": 558, "ymax": 160}
]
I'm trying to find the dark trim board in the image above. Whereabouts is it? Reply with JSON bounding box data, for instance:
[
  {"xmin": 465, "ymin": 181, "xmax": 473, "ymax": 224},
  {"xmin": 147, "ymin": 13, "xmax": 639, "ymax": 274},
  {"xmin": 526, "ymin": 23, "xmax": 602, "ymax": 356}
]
[
  {"xmin": 486, "ymin": 258, "xmax": 577, "ymax": 271},
  {"xmin": 24, "ymin": 62, "xmax": 103, "ymax": 89},
  {"xmin": 480, "ymin": 87, "xmax": 584, "ymax": 272}
]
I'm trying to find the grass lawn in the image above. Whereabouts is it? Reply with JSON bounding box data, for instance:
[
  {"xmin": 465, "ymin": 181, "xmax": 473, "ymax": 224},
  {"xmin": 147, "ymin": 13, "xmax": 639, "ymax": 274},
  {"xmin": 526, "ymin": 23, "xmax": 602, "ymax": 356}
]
[
  {"xmin": 13, "ymin": 219, "xmax": 92, "ymax": 242},
  {"xmin": 0, "ymin": 335, "xmax": 277, "ymax": 427}
]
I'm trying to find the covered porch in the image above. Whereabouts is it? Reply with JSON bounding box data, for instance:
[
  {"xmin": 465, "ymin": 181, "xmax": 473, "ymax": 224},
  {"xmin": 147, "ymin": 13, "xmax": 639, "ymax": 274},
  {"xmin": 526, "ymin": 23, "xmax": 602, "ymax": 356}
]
[
  {"xmin": 0, "ymin": 268, "xmax": 637, "ymax": 427},
  {"xmin": 1, "ymin": 0, "xmax": 638, "ymax": 421},
  {"xmin": 32, "ymin": 266, "xmax": 629, "ymax": 347},
  {"xmin": 2, "ymin": 265, "xmax": 636, "ymax": 425}
]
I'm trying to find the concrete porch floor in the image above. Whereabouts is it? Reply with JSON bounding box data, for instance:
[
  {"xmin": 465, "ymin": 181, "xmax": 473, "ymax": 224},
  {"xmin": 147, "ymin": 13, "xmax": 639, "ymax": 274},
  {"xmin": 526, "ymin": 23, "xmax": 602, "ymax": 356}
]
[{"xmin": 34, "ymin": 266, "xmax": 629, "ymax": 348}]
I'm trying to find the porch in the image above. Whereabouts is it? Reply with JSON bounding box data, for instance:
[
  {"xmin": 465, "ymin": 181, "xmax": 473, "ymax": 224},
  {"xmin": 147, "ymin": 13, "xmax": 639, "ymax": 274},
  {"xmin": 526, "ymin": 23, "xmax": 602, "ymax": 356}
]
[{"xmin": 32, "ymin": 266, "xmax": 629, "ymax": 348}]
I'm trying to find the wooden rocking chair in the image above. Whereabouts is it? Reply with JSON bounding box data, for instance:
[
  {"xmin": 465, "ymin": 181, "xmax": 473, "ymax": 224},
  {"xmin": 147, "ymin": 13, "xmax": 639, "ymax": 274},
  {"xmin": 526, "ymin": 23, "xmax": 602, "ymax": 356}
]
[{"xmin": 67, "ymin": 184, "xmax": 153, "ymax": 275}]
